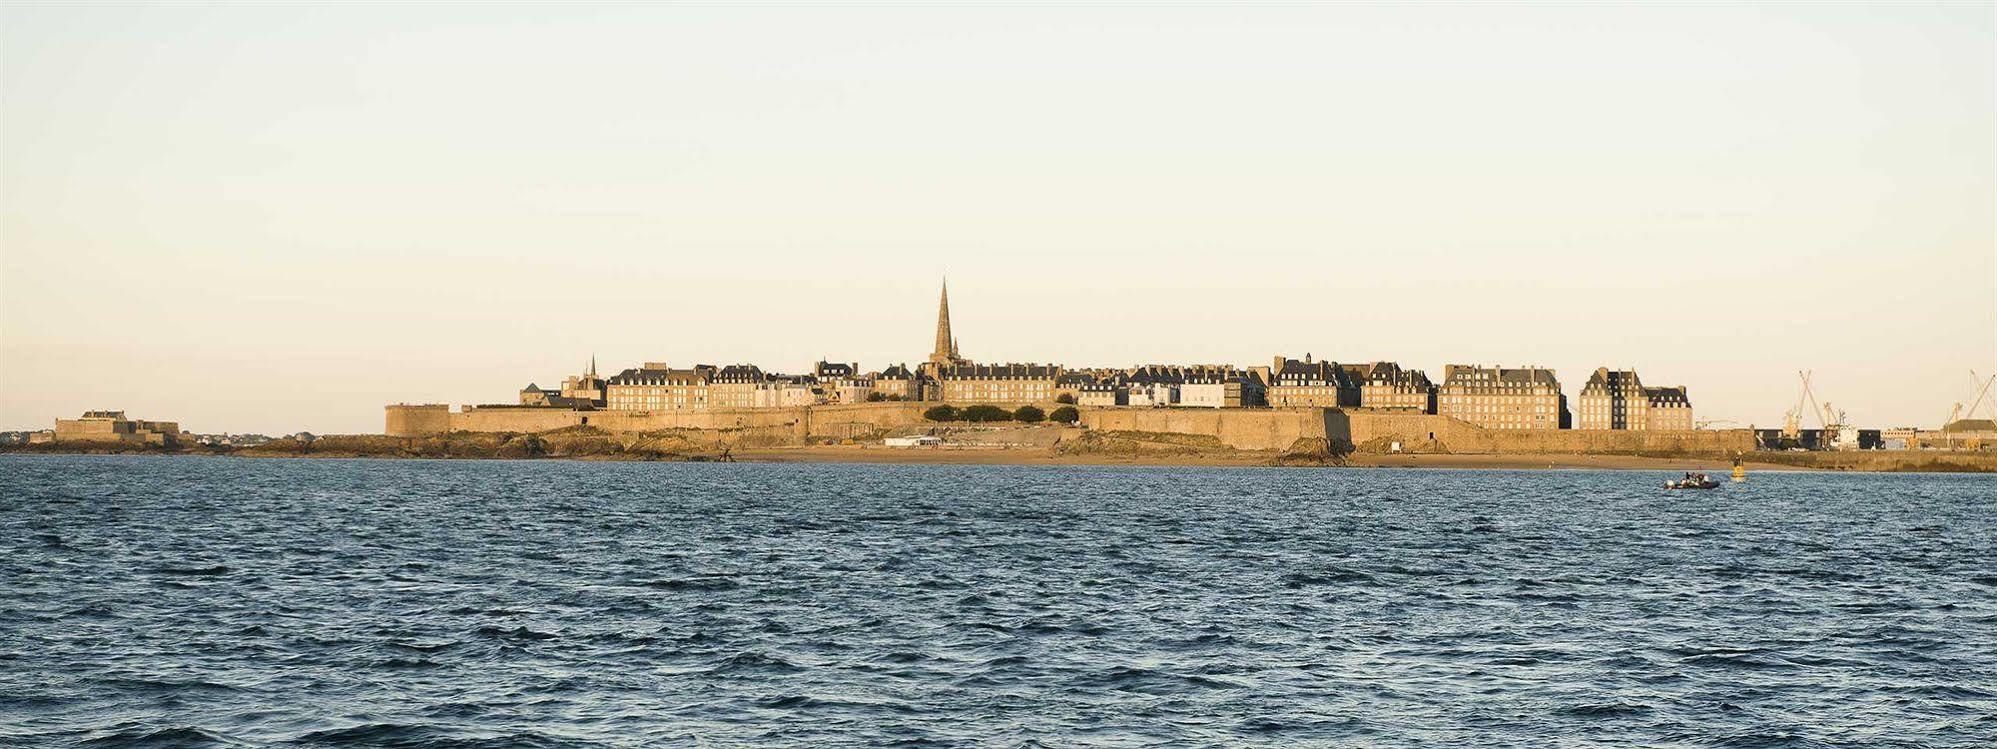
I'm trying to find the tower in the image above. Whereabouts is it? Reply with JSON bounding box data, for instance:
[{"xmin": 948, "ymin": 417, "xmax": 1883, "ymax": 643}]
[{"xmin": 928, "ymin": 279, "xmax": 965, "ymax": 368}]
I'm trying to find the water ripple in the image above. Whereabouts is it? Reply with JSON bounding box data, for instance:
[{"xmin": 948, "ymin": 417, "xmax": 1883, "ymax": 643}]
[{"xmin": 1, "ymin": 456, "xmax": 1993, "ymax": 747}]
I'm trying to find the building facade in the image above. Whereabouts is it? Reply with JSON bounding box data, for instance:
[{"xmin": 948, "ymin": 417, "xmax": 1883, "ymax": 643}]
[
  {"xmin": 872, "ymin": 364, "xmax": 923, "ymax": 401},
  {"xmin": 1577, "ymin": 368, "xmax": 1647, "ymax": 430},
  {"xmin": 1577, "ymin": 368, "xmax": 1694, "ymax": 430},
  {"xmin": 1078, "ymin": 380, "xmax": 1127, "ymax": 407},
  {"xmin": 936, "ymin": 363, "xmax": 1062, "ymax": 405},
  {"xmin": 1439, "ymin": 364, "xmax": 1564, "ymax": 430},
  {"xmin": 520, "ymin": 358, "xmax": 607, "ymax": 408},
  {"xmin": 707, "ymin": 365, "xmax": 773, "ymax": 409},
  {"xmin": 606, "ymin": 364, "xmax": 715, "ymax": 411},
  {"xmin": 1357, "ymin": 362, "xmax": 1435, "ymax": 412},
  {"xmin": 1266, "ymin": 355, "xmax": 1361, "ymax": 408},
  {"xmin": 53, "ymin": 410, "xmax": 183, "ymax": 445},
  {"xmin": 1644, "ymin": 386, "xmax": 1694, "ymax": 431}
]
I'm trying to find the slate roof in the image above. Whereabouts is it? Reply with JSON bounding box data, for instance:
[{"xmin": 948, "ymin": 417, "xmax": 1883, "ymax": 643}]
[
  {"xmin": 937, "ymin": 363, "xmax": 1062, "ymax": 379},
  {"xmin": 1442, "ymin": 365, "xmax": 1561, "ymax": 391},
  {"xmin": 1272, "ymin": 358, "xmax": 1356, "ymax": 387},
  {"xmin": 1583, "ymin": 368, "xmax": 1645, "ymax": 395},
  {"xmin": 1363, "ymin": 362, "xmax": 1433, "ymax": 389},
  {"xmin": 1644, "ymin": 386, "xmax": 1690, "ymax": 407},
  {"xmin": 608, "ymin": 366, "xmax": 714, "ymax": 386},
  {"xmin": 712, "ymin": 364, "xmax": 769, "ymax": 383}
]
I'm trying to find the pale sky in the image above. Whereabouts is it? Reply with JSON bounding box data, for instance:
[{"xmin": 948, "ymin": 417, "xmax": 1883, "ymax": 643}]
[{"xmin": 2, "ymin": 4, "xmax": 1992, "ymax": 435}]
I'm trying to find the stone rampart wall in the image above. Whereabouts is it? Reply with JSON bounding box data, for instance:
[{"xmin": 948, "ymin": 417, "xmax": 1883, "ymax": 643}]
[
  {"xmin": 1080, "ymin": 408, "xmax": 1330, "ymax": 451},
  {"xmin": 384, "ymin": 402, "xmax": 931, "ymax": 441},
  {"xmin": 1081, "ymin": 407, "xmax": 1753, "ymax": 455}
]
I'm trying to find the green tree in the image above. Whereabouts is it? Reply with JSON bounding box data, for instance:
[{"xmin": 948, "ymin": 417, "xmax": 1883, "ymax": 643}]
[
  {"xmin": 961, "ymin": 404, "xmax": 1012, "ymax": 422},
  {"xmin": 1014, "ymin": 405, "xmax": 1046, "ymax": 423},
  {"xmin": 923, "ymin": 405, "xmax": 960, "ymax": 422},
  {"xmin": 1049, "ymin": 406, "xmax": 1079, "ymax": 424},
  {"xmin": 1055, "ymin": 393, "xmax": 1076, "ymax": 404},
  {"xmin": 866, "ymin": 392, "xmax": 886, "ymax": 402}
]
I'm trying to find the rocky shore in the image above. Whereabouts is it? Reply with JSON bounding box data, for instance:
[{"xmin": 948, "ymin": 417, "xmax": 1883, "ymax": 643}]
[{"xmin": 6, "ymin": 427, "xmax": 1993, "ymax": 472}]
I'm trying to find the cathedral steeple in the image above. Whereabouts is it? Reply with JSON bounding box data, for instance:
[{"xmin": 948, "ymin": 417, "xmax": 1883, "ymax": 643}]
[{"xmin": 929, "ymin": 279, "xmax": 964, "ymax": 367}]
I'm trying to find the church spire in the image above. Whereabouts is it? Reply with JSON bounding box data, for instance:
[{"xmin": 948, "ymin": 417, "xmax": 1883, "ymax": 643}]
[{"xmin": 930, "ymin": 279, "xmax": 963, "ymax": 366}]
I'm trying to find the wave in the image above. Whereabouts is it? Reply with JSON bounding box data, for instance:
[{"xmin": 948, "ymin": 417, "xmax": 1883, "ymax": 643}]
[{"xmin": 82, "ymin": 726, "xmax": 241, "ymax": 747}]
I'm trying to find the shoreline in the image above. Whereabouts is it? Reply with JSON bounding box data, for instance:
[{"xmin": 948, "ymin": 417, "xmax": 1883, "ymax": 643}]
[{"xmin": 5, "ymin": 443, "xmax": 1992, "ymax": 473}]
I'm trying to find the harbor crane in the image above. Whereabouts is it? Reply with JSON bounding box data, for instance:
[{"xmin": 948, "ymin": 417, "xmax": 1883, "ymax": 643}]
[
  {"xmin": 1782, "ymin": 371, "xmax": 1830, "ymax": 439},
  {"xmin": 1783, "ymin": 370, "xmax": 1850, "ymax": 448},
  {"xmin": 1942, "ymin": 370, "xmax": 1997, "ymax": 448}
]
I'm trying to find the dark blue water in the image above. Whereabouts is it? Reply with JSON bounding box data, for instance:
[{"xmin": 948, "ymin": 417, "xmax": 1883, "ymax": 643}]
[{"xmin": 2, "ymin": 456, "xmax": 1993, "ymax": 747}]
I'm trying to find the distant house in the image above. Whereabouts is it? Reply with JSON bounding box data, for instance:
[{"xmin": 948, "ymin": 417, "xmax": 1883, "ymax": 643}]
[
  {"xmin": 1357, "ymin": 362, "xmax": 1435, "ymax": 413},
  {"xmin": 518, "ymin": 358, "xmax": 607, "ymax": 409},
  {"xmin": 1266, "ymin": 355, "xmax": 1360, "ymax": 408},
  {"xmin": 936, "ymin": 363, "xmax": 1062, "ymax": 405},
  {"xmin": 1054, "ymin": 372, "xmax": 1097, "ymax": 403},
  {"xmin": 1577, "ymin": 368, "xmax": 1693, "ymax": 431},
  {"xmin": 606, "ymin": 363, "xmax": 715, "ymax": 411},
  {"xmin": 1578, "ymin": 368, "xmax": 1647, "ymax": 430},
  {"xmin": 1439, "ymin": 365, "xmax": 1564, "ymax": 430},
  {"xmin": 813, "ymin": 361, "xmax": 873, "ymax": 404},
  {"xmin": 708, "ymin": 364, "xmax": 773, "ymax": 408},
  {"xmin": 1078, "ymin": 379, "xmax": 1127, "ymax": 407},
  {"xmin": 872, "ymin": 363, "xmax": 924, "ymax": 402},
  {"xmin": 1644, "ymin": 386, "xmax": 1694, "ymax": 431}
]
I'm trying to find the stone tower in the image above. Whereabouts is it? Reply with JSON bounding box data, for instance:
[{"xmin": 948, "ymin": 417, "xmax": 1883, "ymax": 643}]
[{"xmin": 929, "ymin": 280, "xmax": 965, "ymax": 367}]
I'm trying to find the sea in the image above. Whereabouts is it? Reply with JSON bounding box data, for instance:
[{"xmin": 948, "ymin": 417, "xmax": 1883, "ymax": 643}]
[{"xmin": 1, "ymin": 455, "xmax": 1993, "ymax": 748}]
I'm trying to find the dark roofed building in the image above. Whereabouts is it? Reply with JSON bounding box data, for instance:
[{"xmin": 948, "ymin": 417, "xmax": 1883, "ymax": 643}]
[
  {"xmin": 937, "ymin": 363, "xmax": 1063, "ymax": 405},
  {"xmin": 1358, "ymin": 362, "xmax": 1435, "ymax": 412},
  {"xmin": 606, "ymin": 364, "xmax": 715, "ymax": 411},
  {"xmin": 1439, "ymin": 364, "xmax": 1564, "ymax": 430},
  {"xmin": 1267, "ymin": 355, "xmax": 1360, "ymax": 408},
  {"xmin": 1578, "ymin": 367, "xmax": 1646, "ymax": 430},
  {"xmin": 1644, "ymin": 386, "xmax": 1693, "ymax": 430}
]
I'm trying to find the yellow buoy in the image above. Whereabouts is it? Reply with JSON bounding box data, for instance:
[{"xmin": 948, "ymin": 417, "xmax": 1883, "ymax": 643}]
[{"xmin": 1731, "ymin": 454, "xmax": 1747, "ymax": 483}]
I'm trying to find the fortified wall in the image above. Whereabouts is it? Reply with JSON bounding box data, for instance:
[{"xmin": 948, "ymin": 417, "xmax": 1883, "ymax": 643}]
[
  {"xmin": 1080, "ymin": 408, "xmax": 1333, "ymax": 451},
  {"xmin": 1083, "ymin": 408, "xmax": 1754, "ymax": 456},
  {"xmin": 386, "ymin": 402, "xmax": 931, "ymax": 441}
]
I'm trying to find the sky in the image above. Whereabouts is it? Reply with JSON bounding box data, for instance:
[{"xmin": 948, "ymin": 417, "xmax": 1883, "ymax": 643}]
[{"xmin": 2, "ymin": 3, "xmax": 1992, "ymax": 435}]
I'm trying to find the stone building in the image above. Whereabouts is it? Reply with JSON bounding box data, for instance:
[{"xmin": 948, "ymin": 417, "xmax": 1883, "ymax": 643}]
[
  {"xmin": 1054, "ymin": 372, "xmax": 1097, "ymax": 404},
  {"xmin": 1577, "ymin": 368, "xmax": 1647, "ymax": 430},
  {"xmin": 750, "ymin": 375, "xmax": 821, "ymax": 408},
  {"xmin": 1078, "ymin": 378, "xmax": 1127, "ymax": 407},
  {"xmin": 1357, "ymin": 362, "xmax": 1436, "ymax": 412},
  {"xmin": 936, "ymin": 363, "xmax": 1063, "ymax": 406},
  {"xmin": 1179, "ymin": 373, "xmax": 1265, "ymax": 408},
  {"xmin": 519, "ymin": 357, "xmax": 606, "ymax": 408},
  {"xmin": 53, "ymin": 410, "xmax": 182, "ymax": 445},
  {"xmin": 871, "ymin": 364, "xmax": 924, "ymax": 401},
  {"xmin": 813, "ymin": 361, "xmax": 873, "ymax": 404},
  {"xmin": 1126, "ymin": 380, "xmax": 1178, "ymax": 407},
  {"xmin": 1438, "ymin": 365, "xmax": 1565, "ymax": 430},
  {"xmin": 606, "ymin": 364, "xmax": 715, "ymax": 411},
  {"xmin": 1266, "ymin": 355, "xmax": 1360, "ymax": 408},
  {"xmin": 1644, "ymin": 386, "xmax": 1694, "ymax": 431},
  {"xmin": 1577, "ymin": 368, "xmax": 1694, "ymax": 431},
  {"xmin": 707, "ymin": 364, "xmax": 773, "ymax": 409}
]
